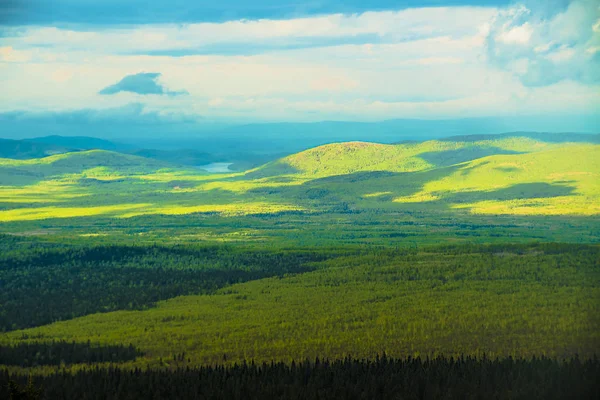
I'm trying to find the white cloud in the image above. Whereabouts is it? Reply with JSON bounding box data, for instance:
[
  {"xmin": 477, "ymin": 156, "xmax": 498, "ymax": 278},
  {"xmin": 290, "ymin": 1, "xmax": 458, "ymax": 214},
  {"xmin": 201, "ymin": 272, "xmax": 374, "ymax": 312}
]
[
  {"xmin": 533, "ymin": 42, "xmax": 553, "ymax": 53},
  {"xmin": 486, "ymin": 0, "xmax": 600, "ymax": 86},
  {"xmin": 0, "ymin": 4, "xmax": 598, "ymax": 122},
  {"xmin": 496, "ymin": 23, "xmax": 533, "ymax": 44},
  {"xmin": 0, "ymin": 47, "xmax": 31, "ymax": 62},
  {"xmin": 2, "ymin": 7, "xmax": 497, "ymax": 54},
  {"xmin": 545, "ymin": 46, "xmax": 576, "ymax": 62},
  {"xmin": 586, "ymin": 46, "xmax": 600, "ymax": 54}
]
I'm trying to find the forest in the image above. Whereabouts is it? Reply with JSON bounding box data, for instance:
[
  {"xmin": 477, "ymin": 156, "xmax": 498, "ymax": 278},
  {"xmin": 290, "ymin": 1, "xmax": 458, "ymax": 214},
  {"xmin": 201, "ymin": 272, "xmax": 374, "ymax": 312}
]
[
  {"xmin": 0, "ymin": 240, "xmax": 329, "ymax": 331},
  {"xmin": 2, "ymin": 356, "xmax": 599, "ymax": 400},
  {"xmin": 0, "ymin": 135, "xmax": 598, "ymax": 398}
]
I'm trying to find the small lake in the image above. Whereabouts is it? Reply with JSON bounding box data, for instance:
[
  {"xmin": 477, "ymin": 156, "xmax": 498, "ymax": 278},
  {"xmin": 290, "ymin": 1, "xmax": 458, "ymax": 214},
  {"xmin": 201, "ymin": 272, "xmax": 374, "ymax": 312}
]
[{"xmin": 197, "ymin": 162, "xmax": 234, "ymax": 173}]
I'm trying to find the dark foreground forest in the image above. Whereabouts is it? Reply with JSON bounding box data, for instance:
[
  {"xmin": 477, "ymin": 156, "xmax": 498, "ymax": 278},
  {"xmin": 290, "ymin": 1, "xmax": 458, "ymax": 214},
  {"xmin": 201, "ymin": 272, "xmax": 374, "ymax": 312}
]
[
  {"xmin": 1, "ymin": 237, "xmax": 598, "ymax": 399},
  {"xmin": 3, "ymin": 356, "xmax": 600, "ymax": 400}
]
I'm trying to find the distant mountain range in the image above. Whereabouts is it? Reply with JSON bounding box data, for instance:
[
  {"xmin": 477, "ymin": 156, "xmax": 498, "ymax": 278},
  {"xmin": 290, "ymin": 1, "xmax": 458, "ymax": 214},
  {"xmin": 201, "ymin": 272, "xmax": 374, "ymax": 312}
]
[
  {"xmin": 0, "ymin": 136, "xmax": 221, "ymax": 167},
  {"xmin": 0, "ymin": 136, "xmax": 128, "ymax": 160}
]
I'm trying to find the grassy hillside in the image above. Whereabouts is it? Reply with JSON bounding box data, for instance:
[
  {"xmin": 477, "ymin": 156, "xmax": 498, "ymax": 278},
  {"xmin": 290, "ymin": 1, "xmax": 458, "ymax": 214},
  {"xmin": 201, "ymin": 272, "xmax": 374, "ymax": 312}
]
[
  {"xmin": 305, "ymin": 143, "xmax": 600, "ymax": 216},
  {"xmin": 0, "ymin": 134, "xmax": 597, "ymax": 239},
  {"xmin": 232, "ymin": 137, "xmax": 600, "ymax": 216},
  {"xmin": 249, "ymin": 136, "xmax": 566, "ymax": 178},
  {"xmin": 0, "ymin": 150, "xmax": 178, "ymax": 185}
]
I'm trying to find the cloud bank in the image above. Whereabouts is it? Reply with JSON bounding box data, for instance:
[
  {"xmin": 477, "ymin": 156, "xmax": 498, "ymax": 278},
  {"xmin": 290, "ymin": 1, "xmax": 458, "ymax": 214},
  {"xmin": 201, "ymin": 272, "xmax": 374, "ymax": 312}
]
[
  {"xmin": 0, "ymin": 3, "xmax": 598, "ymax": 124},
  {"xmin": 486, "ymin": 0, "xmax": 600, "ymax": 86}
]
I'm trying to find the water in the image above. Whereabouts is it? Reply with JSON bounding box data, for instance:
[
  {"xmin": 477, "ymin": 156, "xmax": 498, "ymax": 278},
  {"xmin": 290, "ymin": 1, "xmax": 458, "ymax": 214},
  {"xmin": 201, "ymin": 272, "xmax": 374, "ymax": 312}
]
[{"xmin": 197, "ymin": 162, "xmax": 233, "ymax": 173}]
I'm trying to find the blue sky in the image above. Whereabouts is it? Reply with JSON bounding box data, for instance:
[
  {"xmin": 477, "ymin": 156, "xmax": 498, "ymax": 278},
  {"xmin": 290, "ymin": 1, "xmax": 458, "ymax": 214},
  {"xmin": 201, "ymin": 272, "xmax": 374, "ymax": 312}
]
[
  {"xmin": 0, "ymin": 0, "xmax": 598, "ymax": 127},
  {"xmin": 1, "ymin": 1, "xmax": 510, "ymax": 25}
]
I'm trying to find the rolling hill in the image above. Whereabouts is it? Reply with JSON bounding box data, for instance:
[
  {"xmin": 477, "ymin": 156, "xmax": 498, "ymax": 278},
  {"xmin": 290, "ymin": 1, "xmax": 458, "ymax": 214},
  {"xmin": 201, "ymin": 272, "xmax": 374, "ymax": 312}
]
[
  {"xmin": 0, "ymin": 133, "xmax": 598, "ymax": 224},
  {"xmin": 237, "ymin": 135, "xmax": 600, "ymax": 217},
  {"xmin": 1, "ymin": 136, "xmax": 279, "ymax": 170},
  {"xmin": 0, "ymin": 150, "xmax": 178, "ymax": 185},
  {"xmin": 248, "ymin": 134, "xmax": 598, "ymax": 179}
]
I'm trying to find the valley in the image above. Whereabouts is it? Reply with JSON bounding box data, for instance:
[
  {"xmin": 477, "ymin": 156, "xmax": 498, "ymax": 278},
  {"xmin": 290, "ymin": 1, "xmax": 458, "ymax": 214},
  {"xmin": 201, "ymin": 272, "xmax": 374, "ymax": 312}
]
[{"xmin": 0, "ymin": 132, "xmax": 599, "ymax": 398}]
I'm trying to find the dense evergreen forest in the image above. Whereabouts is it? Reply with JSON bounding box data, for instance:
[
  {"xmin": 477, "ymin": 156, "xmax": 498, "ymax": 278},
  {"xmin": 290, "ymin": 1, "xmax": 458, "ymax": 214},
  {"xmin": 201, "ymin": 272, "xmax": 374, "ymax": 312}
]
[
  {"xmin": 0, "ymin": 341, "xmax": 141, "ymax": 367},
  {"xmin": 2, "ymin": 356, "xmax": 599, "ymax": 400},
  {"xmin": 1, "ymin": 236, "xmax": 598, "ymax": 398},
  {"xmin": 0, "ymin": 240, "xmax": 328, "ymax": 331}
]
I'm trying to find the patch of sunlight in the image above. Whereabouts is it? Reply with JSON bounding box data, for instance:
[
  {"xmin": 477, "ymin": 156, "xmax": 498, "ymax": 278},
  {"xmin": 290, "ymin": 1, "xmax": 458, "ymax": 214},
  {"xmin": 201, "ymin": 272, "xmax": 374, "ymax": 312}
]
[
  {"xmin": 196, "ymin": 178, "xmax": 305, "ymax": 194},
  {"xmin": 547, "ymin": 171, "xmax": 595, "ymax": 180},
  {"xmin": 79, "ymin": 233, "xmax": 109, "ymax": 237},
  {"xmin": 0, "ymin": 180, "xmax": 90, "ymax": 202},
  {"xmin": 137, "ymin": 171, "xmax": 241, "ymax": 183},
  {"xmin": 80, "ymin": 167, "xmax": 125, "ymax": 180},
  {"xmin": 362, "ymin": 191, "xmax": 393, "ymax": 198},
  {"xmin": 119, "ymin": 202, "xmax": 307, "ymax": 218},
  {"xmin": 0, "ymin": 197, "xmax": 61, "ymax": 203},
  {"xmin": 0, "ymin": 204, "xmax": 152, "ymax": 222},
  {"xmin": 393, "ymin": 193, "xmax": 440, "ymax": 203},
  {"xmin": 175, "ymin": 230, "xmax": 267, "ymax": 242},
  {"xmin": 452, "ymin": 196, "xmax": 600, "ymax": 216}
]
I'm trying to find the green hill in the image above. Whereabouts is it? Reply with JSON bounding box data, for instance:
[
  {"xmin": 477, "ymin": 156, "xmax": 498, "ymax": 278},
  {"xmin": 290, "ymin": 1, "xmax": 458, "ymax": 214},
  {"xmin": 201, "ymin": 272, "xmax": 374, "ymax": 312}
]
[
  {"xmin": 351, "ymin": 143, "xmax": 599, "ymax": 216},
  {"xmin": 0, "ymin": 134, "xmax": 598, "ymax": 223},
  {"xmin": 0, "ymin": 150, "xmax": 177, "ymax": 185},
  {"xmin": 240, "ymin": 136, "xmax": 599, "ymax": 217},
  {"xmin": 247, "ymin": 136, "xmax": 570, "ymax": 179}
]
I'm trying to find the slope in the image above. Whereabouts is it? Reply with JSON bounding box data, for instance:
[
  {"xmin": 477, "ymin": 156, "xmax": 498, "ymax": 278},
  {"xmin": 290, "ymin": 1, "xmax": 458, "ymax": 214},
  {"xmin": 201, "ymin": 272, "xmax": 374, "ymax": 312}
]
[
  {"xmin": 0, "ymin": 150, "xmax": 178, "ymax": 186},
  {"xmin": 0, "ymin": 136, "xmax": 597, "ymax": 225},
  {"xmin": 239, "ymin": 138, "xmax": 600, "ymax": 217},
  {"xmin": 247, "ymin": 135, "xmax": 567, "ymax": 179}
]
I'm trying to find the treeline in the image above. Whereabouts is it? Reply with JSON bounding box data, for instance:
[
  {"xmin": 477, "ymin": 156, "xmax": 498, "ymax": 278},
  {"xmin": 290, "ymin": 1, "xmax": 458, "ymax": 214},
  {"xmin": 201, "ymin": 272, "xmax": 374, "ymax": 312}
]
[
  {"xmin": 0, "ymin": 341, "xmax": 141, "ymax": 367},
  {"xmin": 2, "ymin": 356, "xmax": 599, "ymax": 400},
  {"xmin": 0, "ymin": 244, "xmax": 329, "ymax": 331}
]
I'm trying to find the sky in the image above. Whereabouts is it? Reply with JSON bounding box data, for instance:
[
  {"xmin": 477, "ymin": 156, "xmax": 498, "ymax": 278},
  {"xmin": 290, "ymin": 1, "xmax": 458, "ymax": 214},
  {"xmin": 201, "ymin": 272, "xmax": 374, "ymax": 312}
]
[{"xmin": 0, "ymin": 0, "xmax": 599, "ymax": 132}]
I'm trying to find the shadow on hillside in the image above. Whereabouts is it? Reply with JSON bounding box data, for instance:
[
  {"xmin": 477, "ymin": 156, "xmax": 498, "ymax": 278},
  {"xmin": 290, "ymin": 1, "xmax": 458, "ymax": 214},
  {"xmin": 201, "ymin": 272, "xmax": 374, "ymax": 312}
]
[
  {"xmin": 0, "ymin": 168, "xmax": 45, "ymax": 186},
  {"xmin": 418, "ymin": 147, "xmax": 523, "ymax": 167},
  {"xmin": 247, "ymin": 166, "xmax": 463, "ymax": 204},
  {"xmin": 245, "ymin": 164, "xmax": 579, "ymax": 214},
  {"xmin": 438, "ymin": 182, "xmax": 576, "ymax": 204},
  {"xmin": 244, "ymin": 161, "xmax": 299, "ymax": 179},
  {"xmin": 306, "ymin": 171, "xmax": 396, "ymax": 183},
  {"xmin": 0, "ymin": 342, "xmax": 141, "ymax": 367}
]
